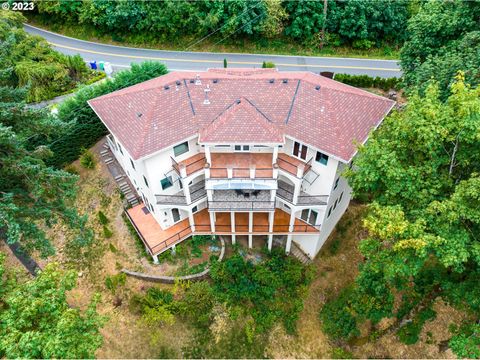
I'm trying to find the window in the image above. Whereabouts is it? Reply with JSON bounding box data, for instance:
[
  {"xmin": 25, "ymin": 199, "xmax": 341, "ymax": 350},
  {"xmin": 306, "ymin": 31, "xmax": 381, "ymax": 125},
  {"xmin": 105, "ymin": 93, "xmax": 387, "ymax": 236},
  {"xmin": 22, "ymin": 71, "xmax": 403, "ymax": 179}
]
[
  {"xmin": 315, "ymin": 151, "xmax": 329, "ymax": 165},
  {"xmin": 339, "ymin": 192, "xmax": 344, "ymax": 203},
  {"xmin": 172, "ymin": 208, "xmax": 180, "ymax": 222},
  {"xmin": 143, "ymin": 175, "xmax": 149, "ymax": 188},
  {"xmin": 149, "ymin": 204, "xmax": 155, "ymax": 213},
  {"xmin": 160, "ymin": 176, "xmax": 173, "ymax": 190},
  {"xmin": 293, "ymin": 141, "xmax": 307, "ymax": 160},
  {"xmin": 130, "ymin": 158, "xmax": 135, "ymax": 170},
  {"xmin": 118, "ymin": 142, "xmax": 123, "ymax": 155},
  {"xmin": 234, "ymin": 145, "xmax": 250, "ymax": 151},
  {"xmin": 179, "ymin": 180, "xmax": 183, "ymax": 189},
  {"xmin": 254, "ymin": 145, "xmax": 267, "ymax": 148},
  {"xmin": 301, "ymin": 209, "xmax": 318, "ymax": 225},
  {"xmin": 333, "ymin": 199, "xmax": 338, "ymax": 210},
  {"xmin": 192, "ymin": 206, "xmax": 198, "ymax": 213},
  {"xmin": 215, "ymin": 145, "xmax": 230, "ymax": 148},
  {"xmin": 327, "ymin": 206, "xmax": 333, "ymax": 218},
  {"xmin": 334, "ymin": 178, "xmax": 339, "ymax": 190},
  {"xmin": 173, "ymin": 141, "xmax": 189, "ymax": 157}
]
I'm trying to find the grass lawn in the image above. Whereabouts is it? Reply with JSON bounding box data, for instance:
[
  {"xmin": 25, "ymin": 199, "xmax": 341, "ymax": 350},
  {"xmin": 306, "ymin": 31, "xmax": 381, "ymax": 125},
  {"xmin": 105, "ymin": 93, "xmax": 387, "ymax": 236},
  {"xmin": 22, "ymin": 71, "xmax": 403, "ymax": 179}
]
[
  {"xmin": 26, "ymin": 15, "xmax": 400, "ymax": 60},
  {"xmin": 2, "ymin": 136, "xmax": 463, "ymax": 358}
]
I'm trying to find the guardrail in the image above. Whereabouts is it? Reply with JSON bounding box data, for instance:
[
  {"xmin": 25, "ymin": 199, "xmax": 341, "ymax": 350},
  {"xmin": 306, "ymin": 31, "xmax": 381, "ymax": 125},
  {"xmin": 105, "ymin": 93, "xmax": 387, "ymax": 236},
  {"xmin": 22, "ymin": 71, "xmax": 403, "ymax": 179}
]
[
  {"xmin": 210, "ymin": 166, "xmax": 274, "ymax": 179},
  {"xmin": 207, "ymin": 200, "xmax": 275, "ymax": 211},
  {"xmin": 193, "ymin": 223, "xmax": 320, "ymax": 233},
  {"xmin": 150, "ymin": 226, "xmax": 192, "ymax": 255},
  {"xmin": 155, "ymin": 185, "xmax": 207, "ymax": 205},
  {"xmin": 171, "ymin": 155, "xmax": 206, "ymax": 177},
  {"xmin": 277, "ymin": 181, "xmax": 328, "ymax": 205}
]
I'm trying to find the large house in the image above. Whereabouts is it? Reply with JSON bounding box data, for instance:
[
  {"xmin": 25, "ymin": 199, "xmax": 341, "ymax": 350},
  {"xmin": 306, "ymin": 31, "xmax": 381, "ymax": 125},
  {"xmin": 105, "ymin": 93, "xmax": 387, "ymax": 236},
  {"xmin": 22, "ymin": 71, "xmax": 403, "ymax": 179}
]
[{"xmin": 88, "ymin": 68, "xmax": 394, "ymax": 263}]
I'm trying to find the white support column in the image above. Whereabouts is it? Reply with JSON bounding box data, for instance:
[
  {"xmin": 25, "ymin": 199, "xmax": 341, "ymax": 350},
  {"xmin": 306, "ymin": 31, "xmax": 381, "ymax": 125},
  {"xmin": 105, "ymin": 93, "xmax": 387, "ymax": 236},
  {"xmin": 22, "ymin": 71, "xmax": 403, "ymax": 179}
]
[
  {"xmin": 209, "ymin": 211, "xmax": 215, "ymax": 232},
  {"xmin": 152, "ymin": 254, "xmax": 159, "ymax": 264},
  {"xmin": 171, "ymin": 244, "xmax": 176, "ymax": 255},
  {"xmin": 296, "ymin": 163, "xmax": 305, "ymax": 178},
  {"xmin": 250, "ymin": 166, "xmax": 255, "ymax": 179},
  {"xmin": 272, "ymin": 146, "xmax": 279, "ymax": 164},
  {"xmin": 268, "ymin": 211, "xmax": 274, "ymax": 251},
  {"xmin": 231, "ymin": 211, "xmax": 236, "ymax": 245},
  {"xmin": 272, "ymin": 163, "xmax": 279, "ymax": 179},
  {"xmin": 179, "ymin": 164, "xmax": 187, "ymax": 178},
  {"xmin": 205, "ymin": 163, "xmax": 211, "ymax": 178},
  {"xmin": 184, "ymin": 180, "xmax": 192, "ymax": 204},
  {"xmin": 205, "ymin": 145, "xmax": 211, "ymax": 164},
  {"xmin": 207, "ymin": 189, "xmax": 213, "ymax": 202},
  {"xmin": 286, "ymin": 210, "xmax": 296, "ymax": 254},
  {"xmin": 248, "ymin": 211, "xmax": 253, "ymax": 248},
  {"xmin": 188, "ymin": 210, "xmax": 196, "ymax": 232},
  {"xmin": 293, "ymin": 179, "xmax": 301, "ymax": 204},
  {"xmin": 227, "ymin": 167, "xmax": 233, "ymax": 178}
]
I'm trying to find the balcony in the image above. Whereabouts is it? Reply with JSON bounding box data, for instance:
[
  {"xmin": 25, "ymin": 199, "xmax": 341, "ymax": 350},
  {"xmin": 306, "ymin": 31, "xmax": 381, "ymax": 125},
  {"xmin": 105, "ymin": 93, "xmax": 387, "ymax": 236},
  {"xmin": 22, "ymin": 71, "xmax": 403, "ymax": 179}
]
[
  {"xmin": 172, "ymin": 153, "xmax": 206, "ymax": 177},
  {"xmin": 155, "ymin": 180, "xmax": 206, "ymax": 205},
  {"xmin": 277, "ymin": 180, "xmax": 329, "ymax": 206},
  {"xmin": 209, "ymin": 190, "xmax": 275, "ymax": 211},
  {"xmin": 276, "ymin": 153, "xmax": 312, "ymax": 178},
  {"xmin": 210, "ymin": 153, "xmax": 274, "ymax": 179},
  {"xmin": 126, "ymin": 204, "xmax": 319, "ymax": 256}
]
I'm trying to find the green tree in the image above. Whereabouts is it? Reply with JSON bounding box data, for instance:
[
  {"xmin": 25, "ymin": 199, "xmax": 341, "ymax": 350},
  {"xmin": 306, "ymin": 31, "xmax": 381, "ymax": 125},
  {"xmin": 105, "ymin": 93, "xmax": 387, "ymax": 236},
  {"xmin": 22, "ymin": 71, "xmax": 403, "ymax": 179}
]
[
  {"xmin": 400, "ymin": 1, "xmax": 480, "ymax": 99},
  {"xmin": 0, "ymin": 260, "xmax": 104, "ymax": 358},
  {"xmin": 0, "ymin": 86, "xmax": 92, "ymax": 256},
  {"xmin": 338, "ymin": 75, "xmax": 480, "ymax": 356}
]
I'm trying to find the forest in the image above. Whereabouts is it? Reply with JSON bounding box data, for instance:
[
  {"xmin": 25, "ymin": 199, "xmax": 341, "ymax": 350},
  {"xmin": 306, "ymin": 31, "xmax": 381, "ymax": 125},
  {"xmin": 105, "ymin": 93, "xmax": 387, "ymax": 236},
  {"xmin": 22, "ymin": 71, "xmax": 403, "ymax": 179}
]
[
  {"xmin": 1, "ymin": 0, "xmax": 480, "ymax": 358},
  {"xmin": 31, "ymin": 0, "xmax": 412, "ymax": 54}
]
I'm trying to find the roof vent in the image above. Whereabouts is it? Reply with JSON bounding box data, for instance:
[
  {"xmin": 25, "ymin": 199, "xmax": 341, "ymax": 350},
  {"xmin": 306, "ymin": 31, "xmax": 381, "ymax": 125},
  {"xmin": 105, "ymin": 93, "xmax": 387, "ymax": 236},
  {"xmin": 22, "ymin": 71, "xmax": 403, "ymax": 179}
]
[
  {"xmin": 136, "ymin": 112, "xmax": 143, "ymax": 118},
  {"xmin": 213, "ymin": 79, "xmax": 218, "ymax": 84},
  {"xmin": 195, "ymin": 74, "xmax": 202, "ymax": 85},
  {"xmin": 203, "ymin": 84, "xmax": 211, "ymax": 105},
  {"xmin": 189, "ymin": 79, "xmax": 194, "ymax": 84},
  {"xmin": 269, "ymin": 79, "xmax": 274, "ymax": 83},
  {"xmin": 282, "ymin": 79, "xmax": 288, "ymax": 84},
  {"xmin": 236, "ymin": 99, "xmax": 241, "ymax": 104},
  {"xmin": 315, "ymin": 85, "xmax": 321, "ymax": 90},
  {"xmin": 175, "ymin": 80, "xmax": 181, "ymax": 86},
  {"xmin": 164, "ymin": 85, "xmax": 170, "ymax": 90}
]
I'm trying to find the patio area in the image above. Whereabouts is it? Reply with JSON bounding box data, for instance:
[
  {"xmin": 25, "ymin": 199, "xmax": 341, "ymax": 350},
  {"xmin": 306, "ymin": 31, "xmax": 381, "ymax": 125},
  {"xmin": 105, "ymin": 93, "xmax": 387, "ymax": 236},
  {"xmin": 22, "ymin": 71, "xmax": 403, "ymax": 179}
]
[{"xmin": 126, "ymin": 204, "xmax": 319, "ymax": 256}]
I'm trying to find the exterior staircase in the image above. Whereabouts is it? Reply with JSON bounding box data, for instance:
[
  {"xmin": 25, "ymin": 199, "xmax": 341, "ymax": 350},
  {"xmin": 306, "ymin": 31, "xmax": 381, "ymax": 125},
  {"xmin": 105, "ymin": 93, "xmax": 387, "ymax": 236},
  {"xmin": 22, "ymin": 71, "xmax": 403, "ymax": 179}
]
[
  {"xmin": 273, "ymin": 235, "xmax": 312, "ymax": 265},
  {"xmin": 100, "ymin": 139, "xmax": 139, "ymax": 207}
]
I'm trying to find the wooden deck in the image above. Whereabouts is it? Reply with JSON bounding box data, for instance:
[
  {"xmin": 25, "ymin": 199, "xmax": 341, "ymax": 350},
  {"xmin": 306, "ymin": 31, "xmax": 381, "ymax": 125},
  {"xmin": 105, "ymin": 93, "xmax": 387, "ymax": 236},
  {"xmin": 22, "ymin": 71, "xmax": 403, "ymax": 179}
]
[{"xmin": 126, "ymin": 205, "xmax": 319, "ymax": 256}]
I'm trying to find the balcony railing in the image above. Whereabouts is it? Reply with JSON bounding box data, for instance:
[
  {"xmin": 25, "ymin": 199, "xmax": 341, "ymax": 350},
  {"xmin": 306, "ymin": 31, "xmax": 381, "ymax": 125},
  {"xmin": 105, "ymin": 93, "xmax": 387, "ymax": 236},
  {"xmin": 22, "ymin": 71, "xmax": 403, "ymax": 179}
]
[
  {"xmin": 277, "ymin": 180, "xmax": 328, "ymax": 205},
  {"xmin": 171, "ymin": 154, "xmax": 206, "ymax": 177},
  {"xmin": 207, "ymin": 200, "xmax": 275, "ymax": 211},
  {"xmin": 276, "ymin": 153, "xmax": 313, "ymax": 178},
  {"xmin": 209, "ymin": 166, "xmax": 274, "ymax": 179},
  {"xmin": 150, "ymin": 226, "xmax": 192, "ymax": 255},
  {"xmin": 193, "ymin": 223, "xmax": 319, "ymax": 233},
  {"xmin": 155, "ymin": 181, "xmax": 207, "ymax": 205}
]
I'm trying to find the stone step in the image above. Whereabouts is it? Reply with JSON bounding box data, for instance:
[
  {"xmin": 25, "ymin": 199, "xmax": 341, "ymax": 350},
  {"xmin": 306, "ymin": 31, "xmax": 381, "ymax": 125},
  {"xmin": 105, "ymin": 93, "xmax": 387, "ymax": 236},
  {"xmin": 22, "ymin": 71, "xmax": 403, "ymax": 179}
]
[
  {"xmin": 103, "ymin": 143, "xmax": 109, "ymax": 149},
  {"xmin": 114, "ymin": 174, "xmax": 124, "ymax": 181},
  {"xmin": 100, "ymin": 149, "xmax": 110, "ymax": 156},
  {"xmin": 104, "ymin": 157, "xmax": 114, "ymax": 164},
  {"xmin": 120, "ymin": 185, "xmax": 130, "ymax": 191}
]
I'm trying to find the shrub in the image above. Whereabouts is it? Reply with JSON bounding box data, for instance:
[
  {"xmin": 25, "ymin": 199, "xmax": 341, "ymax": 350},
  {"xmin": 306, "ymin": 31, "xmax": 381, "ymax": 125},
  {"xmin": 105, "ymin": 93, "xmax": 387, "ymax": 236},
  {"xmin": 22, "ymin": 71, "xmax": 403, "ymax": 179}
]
[
  {"xmin": 262, "ymin": 61, "xmax": 275, "ymax": 68},
  {"xmin": 334, "ymin": 73, "xmax": 402, "ymax": 91},
  {"xmin": 397, "ymin": 307, "xmax": 436, "ymax": 345},
  {"xmin": 79, "ymin": 148, "xmax": 96, "ymax": 169},
  {"xmin": 105, "ymin": 273, "xmax": 126, "ymax": 293},
  {"xmin": 64, "ymin": 164, "xmax": 79, "ymax": 175},
  {"xmin": 98, "ymin": 210, "xmax": 109, "ymax": 225},
  {"xmin": 319, "ymin": 286, "xmax": 360, "ymax": 340},
  {"xmin": 223, "ymin": 58, "xmax": 227, "ymax": 68},
  {"xmin": 103, "ymin": 225, "xmax": 113, "ymax": 238}
]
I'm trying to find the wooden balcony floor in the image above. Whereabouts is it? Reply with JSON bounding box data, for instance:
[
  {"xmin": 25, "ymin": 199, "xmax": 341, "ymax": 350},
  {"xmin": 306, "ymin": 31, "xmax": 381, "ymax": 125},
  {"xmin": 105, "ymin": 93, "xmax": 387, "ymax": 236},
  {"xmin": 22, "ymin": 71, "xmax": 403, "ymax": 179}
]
[
  {"xmin": 127, "ymin": 204, "xmax": 319, "ymax": 256},
  {"xmin": 210, "ymin": 153, "xmax": 273, "ymax": 178}
]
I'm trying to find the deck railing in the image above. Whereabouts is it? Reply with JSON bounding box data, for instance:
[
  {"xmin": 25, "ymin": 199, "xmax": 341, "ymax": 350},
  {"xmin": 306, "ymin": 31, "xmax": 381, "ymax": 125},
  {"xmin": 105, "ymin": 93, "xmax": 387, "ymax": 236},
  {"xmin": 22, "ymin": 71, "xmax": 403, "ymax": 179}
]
[
  {"xmin": 209, "ymin": 166, "xmax": 274, "ymax": 179},
  {"xmin": 150, "ymin": 226, "xmax": 192, "ymax": 255},
  {"xmin": 155, "ymin": 184, "xmax": 207, "ymax": 205},
  {"xmin": 193, "ymin": 223, "xmax": 320, "ymax": 233},
  {"xmin": 171, "ymin": 155, "xmax": 206, "ymax": 177},
  {"xmin": 276, "ymin": 181, "xmax": 328, "ymax": 205},
  {"xmin": 207, "ymin": 200, "xmax": 275, "ymax": 211}
]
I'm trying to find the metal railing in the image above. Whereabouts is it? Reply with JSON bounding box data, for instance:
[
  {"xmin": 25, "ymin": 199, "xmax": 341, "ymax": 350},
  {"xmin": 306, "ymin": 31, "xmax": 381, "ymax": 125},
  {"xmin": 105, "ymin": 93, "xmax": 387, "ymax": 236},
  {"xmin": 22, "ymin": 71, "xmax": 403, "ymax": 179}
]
[
  {"xmin": 171, "ymin": 155, "xmax": 206, "ymax": 177},
  {"xmin": 150, "ymin": 226, "xmax": 192, "ymax": 255},
  {"xmin": 276, "ymin": 154, "xmax": 313, "ymax": 179},
  {"xmin": 193, "ymin": 223, "xmax": 320, "ymax": 233},
  {"xmin": 209, "ymin": 166, "xmax": 274, "ymax": 179},
  {"xmin": 155, "ymin": 184, "xmax": 207, "ymax": 205},
  {"xmin": 207, "ymin": 200, "xmax": 275, "ymax": 211},
  {"xmin": 276, "ymin": 181, "xmax": 328, "ymax": 205}
]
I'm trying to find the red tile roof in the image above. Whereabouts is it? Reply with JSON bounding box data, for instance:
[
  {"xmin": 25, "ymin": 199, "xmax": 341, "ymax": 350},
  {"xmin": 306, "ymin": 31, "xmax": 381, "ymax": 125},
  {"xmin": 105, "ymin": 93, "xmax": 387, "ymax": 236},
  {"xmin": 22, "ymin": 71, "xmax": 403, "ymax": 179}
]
[
  {"xmin": 88, "ymin": 68, "xmax": 395, "ymax": 162},
  {"xmin": 198, "ymin": 97, "xmax": 284, "ymax": 144}
]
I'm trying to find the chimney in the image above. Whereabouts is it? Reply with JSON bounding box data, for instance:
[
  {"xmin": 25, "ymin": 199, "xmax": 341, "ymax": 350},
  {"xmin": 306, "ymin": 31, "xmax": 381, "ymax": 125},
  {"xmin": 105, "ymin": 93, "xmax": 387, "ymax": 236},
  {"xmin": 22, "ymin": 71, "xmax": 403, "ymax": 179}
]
[
  {"xmin": 203, "ymin": 84, "xmax": 211, "ymax": 105},
  {"xmin": 195, "ymin": 74, "xmax": 202, "ymax": 85}
]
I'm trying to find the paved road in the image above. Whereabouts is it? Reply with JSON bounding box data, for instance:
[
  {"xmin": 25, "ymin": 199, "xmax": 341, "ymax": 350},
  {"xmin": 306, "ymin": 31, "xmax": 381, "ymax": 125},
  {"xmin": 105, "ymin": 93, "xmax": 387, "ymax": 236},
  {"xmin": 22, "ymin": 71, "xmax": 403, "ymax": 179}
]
[{"xmin": 25, "ymin": 24, "xmax": 401, "ymax": 78}]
